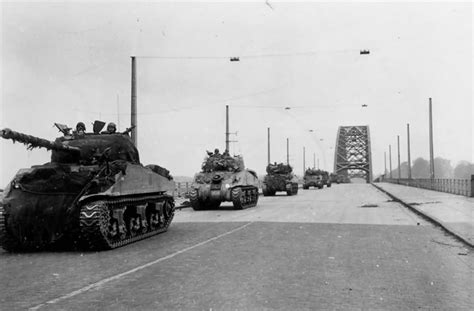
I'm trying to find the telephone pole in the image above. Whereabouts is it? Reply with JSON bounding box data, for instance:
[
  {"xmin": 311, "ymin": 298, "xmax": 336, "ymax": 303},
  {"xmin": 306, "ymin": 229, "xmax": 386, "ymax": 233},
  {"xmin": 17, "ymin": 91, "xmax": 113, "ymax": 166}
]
[
  {"xmin": 389, "ymin": 145, "xmax": 392, "ymax": 179},
  {"xmin": 429, "ymin": 98, "xmax": 435, "ymax": 179},
  {"xmin": 397, "ymin": 135, "xmax": 401, "ymax": 179},
  {"xmin": 267, "ymin": 127, "xmax": 271, "ymax": 165},
  {"xmin": 407, "ymin": 123, "xmax": 412, "ymax": 179},
  {"xmin": 130, "ymin": 56, "xmax": 137, "ymax": 147},
  {"xmin": 226, "ymin": 105, "xmax": 230, "ymax": 152}
]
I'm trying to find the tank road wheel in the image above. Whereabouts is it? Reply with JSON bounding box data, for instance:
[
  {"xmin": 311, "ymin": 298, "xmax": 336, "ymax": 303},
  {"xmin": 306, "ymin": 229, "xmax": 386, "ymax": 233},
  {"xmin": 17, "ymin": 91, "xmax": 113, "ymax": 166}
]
[{"xmin": 190, "ymin": 189, "xmax": 205, "ymax": 211}]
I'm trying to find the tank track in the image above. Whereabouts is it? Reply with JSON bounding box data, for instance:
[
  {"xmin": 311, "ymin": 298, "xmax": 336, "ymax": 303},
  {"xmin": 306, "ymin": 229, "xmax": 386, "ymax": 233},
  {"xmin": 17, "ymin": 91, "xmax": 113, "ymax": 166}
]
[
  {"xmin": 79, "ymin": 194, "xmax": 174, "ymax": 250},
  {"xmin": 231, "ymin": 186, "xmax": 259, "ymax": 209},
  {"xmin": 0, "ymin": 204, "xmax": 19, "ymax": 251},
  {"xmin": 286, "ymin": 183, "xmax": 299, "ymax": 196}
]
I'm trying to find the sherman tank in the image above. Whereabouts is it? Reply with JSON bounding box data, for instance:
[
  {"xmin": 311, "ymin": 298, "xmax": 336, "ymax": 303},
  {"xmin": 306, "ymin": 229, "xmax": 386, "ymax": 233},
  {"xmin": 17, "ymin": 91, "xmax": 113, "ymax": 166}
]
[
  {"xmin": 303, "ymin": 168, "xmax": 331, "ymax": 189},
  {"xmin": 0, "ymin": 122, "xmax": 175, "ymax": 251},
  {"xmin": 190, "ymin": 150, "xmax": 259, "ymax": 210},
  {"xmin": 262, "ymin": 163, "xmax": 298, "ymax": 196}
]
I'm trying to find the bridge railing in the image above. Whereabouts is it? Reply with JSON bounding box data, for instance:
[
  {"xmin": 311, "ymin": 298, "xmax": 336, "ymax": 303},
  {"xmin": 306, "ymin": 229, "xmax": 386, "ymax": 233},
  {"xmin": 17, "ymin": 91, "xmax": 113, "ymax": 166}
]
[{"xmin": 380, "ymin": 176, "xmax": 474, "ymax": 197}]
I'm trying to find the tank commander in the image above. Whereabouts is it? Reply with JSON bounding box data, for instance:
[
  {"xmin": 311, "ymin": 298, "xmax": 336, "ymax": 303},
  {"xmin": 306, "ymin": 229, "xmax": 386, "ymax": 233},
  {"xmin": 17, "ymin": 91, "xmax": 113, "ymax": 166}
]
[
  {"xmin": 74, "ymin": 122, "xmax": 86, "ymax": 136},
  {"xmin": 103, "ymin": 122, "xmax": 117, "ymax": 134}
]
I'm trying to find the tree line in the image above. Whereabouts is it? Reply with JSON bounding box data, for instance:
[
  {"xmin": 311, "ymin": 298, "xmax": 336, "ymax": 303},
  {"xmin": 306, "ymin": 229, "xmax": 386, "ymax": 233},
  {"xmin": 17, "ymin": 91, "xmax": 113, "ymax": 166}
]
[{"xmin": 388, "ymin": 158, "xmax": 474, "ymax": 179}]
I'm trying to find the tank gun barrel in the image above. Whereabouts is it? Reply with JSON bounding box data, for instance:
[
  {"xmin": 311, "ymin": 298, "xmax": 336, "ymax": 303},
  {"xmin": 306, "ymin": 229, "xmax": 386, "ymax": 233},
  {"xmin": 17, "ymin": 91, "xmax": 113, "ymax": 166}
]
[{"xmin": 0, "ymin": 128, "xmax": 80, "ymax": 153}]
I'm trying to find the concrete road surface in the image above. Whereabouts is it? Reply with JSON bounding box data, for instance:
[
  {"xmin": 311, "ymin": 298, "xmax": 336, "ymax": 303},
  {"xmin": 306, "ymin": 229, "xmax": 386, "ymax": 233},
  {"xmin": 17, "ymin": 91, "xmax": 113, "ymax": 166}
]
[{"xmin": 1, "ymin": 184, "xmax": 472, "ymax": 310}]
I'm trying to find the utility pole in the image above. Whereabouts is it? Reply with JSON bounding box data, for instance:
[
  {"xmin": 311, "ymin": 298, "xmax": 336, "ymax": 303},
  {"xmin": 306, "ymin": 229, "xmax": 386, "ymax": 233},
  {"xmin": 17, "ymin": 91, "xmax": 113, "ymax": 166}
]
[
  {"xmin": 130, "ymin": 56, "xmax": 137, "ymax": 147},
  {"xmin": 317, "ymin": 158, "xmax": 320, "ymax": 169},
  {"xmin": 389, "ymin": 144, "xmax": 392, "ymax": 179},
  {"xmin": 397, "ymin": 135, "xmax": 401, "ymax": 179},
  {"xmin": 286, "ymin": 138, "xmax": 289, "ymax": 165},
  {"xmin": 384, "ymin": 151, "xmax": 387, "ymax": 178},
  {"xmin": 313, "ymin": 153, "xmax": 315, "ymax": 168},
  {"xmin": 225, "ymin": 105, "xmax": 230, "ymax": 152},
  {"xmin": 407, "ymin": 123, "xmax": 412, "ymax": 179},
  {"xmin": 267, "ymin": 127, "xmax": 271, "ymax": 165},
  {"xmin": 429, "ymin": 98, "xmax": 435, "ymax": 179},
  {"xmin": 116, "ymin": 94, "xmax": 121, "ymax": 130},
  {"xmin": 303, "ymin": 146, "xmax": 306, "ymax": 175}
]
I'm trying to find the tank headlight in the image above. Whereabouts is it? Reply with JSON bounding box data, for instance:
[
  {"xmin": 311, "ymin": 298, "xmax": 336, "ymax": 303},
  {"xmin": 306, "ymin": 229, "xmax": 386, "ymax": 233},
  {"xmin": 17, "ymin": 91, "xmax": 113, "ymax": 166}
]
[{"xmin": 225, "ymin": 183, "xmax": 230, "ymax": 189}]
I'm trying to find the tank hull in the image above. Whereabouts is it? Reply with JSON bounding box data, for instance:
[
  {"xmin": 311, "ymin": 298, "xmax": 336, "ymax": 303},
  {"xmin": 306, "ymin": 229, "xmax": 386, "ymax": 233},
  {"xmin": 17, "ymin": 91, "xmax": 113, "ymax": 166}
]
[
  {"xmin": 0, "ymin": 162, "xmax": 175, "ymax": 251},
  {"xmin": 190, "ymin": 170, "xmax": 259, "ymax": 210},
  {"xmin": 262, "ymin": 174, "xmax": 298, "ymax": 196}
]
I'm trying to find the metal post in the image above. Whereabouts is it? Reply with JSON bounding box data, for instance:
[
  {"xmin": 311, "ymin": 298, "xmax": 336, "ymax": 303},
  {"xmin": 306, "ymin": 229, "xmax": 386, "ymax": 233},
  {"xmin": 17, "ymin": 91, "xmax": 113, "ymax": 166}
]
[
  {"xmin": 384, "ymin": 151, "xmax": 387, "ymax": 178},
  {"xmin": 131, "ymin": 56, "xmax": 137, "ymax": 147},
  {"xmin": 226, "ymin": 105, "xmax": 230, "ymax": 152},
  {"xmin": 389, "ymin": 145, "xmax": 392, "ymax": 179},
  {"xmin": 303, "ymin": 146, "xmax": 306, "ymax": 175},
  {"xmin": 267, "ymin": 127, "xmax": 271, "ymax": 165},
  {"xmin": 313, "ymin": 153, "xmax": 315, "ymax": 168},
  {"xmin": 287, "ymin": 138, "xmax": 289, "ymax": 165},
  {"xmin": 407, "ymin": 123, "xmax": 412, "ymax": 179},
  {"xmin": 397, "ymin": 135, "xmax": 401, "ymax": 179},
  {"xmin": 429, "ymin": 98, "xmax": 435, "ymax": 179},
  {"xmin": 317, "ymin": 158, "xmax": 320, "ymax": 169}
]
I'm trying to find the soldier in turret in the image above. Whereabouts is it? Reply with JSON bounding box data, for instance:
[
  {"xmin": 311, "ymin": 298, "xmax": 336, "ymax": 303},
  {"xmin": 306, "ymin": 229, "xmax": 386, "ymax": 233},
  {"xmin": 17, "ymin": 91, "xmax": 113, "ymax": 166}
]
[
  {"xmin": 104, "ymin": 122, "xmax": 117, "ymax": 134},
  {"xmin": 74, "ymin": 122, "xmax": 86, "ymax": 137}
]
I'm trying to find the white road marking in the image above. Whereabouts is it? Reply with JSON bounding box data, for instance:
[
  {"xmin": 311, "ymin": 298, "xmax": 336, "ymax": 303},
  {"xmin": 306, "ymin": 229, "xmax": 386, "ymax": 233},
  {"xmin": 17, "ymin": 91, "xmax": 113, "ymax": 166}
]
[{"xmin": 29, "ymin": 222, "xmax": 252, "ymax": 310}]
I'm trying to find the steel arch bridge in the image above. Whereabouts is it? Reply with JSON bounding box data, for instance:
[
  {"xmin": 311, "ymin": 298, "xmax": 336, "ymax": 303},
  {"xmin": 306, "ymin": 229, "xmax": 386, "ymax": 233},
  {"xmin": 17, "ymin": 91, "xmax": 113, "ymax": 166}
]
[{"xmin": 333, "ymin": 125, "xmax": 373, "ymax": 183}]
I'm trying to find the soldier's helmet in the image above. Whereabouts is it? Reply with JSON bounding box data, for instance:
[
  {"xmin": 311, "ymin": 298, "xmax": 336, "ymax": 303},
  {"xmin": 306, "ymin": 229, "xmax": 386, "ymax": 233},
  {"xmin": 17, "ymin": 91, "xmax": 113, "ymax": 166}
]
[
  {"xmin": 76, "ymin": 122, "xmax": 86, "ymax": 132},
  {"xmin": 107, "ymin": 122, "xmax": 117, "ymax": 133},
  {"xmin": 214, "ymin": 148, "xmax": 219, "ymax": 154}
]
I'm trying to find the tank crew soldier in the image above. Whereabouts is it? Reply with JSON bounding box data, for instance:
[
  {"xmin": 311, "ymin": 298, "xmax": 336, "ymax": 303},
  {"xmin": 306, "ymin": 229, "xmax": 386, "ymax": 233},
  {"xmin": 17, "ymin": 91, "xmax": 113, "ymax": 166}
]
[
  {"xmin": 104, "ymin": 122, "xmax": 117, "ymax": 134},
  {"xmin": 74, "ymin": 122, "xmax": 86, "ymax": 136},
  {"xmin": 214, "ymin": 148, "xmax": 220, "ymax": 156}
]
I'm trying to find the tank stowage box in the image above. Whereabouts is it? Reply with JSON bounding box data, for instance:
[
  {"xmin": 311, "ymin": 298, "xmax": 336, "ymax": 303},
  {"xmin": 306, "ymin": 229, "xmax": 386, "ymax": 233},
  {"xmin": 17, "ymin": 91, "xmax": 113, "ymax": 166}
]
[
  {"xmin": 262, "ymin": 163, "xmax": 298, "ymax": 196},
  {"xmin": 0, "ymin": 123, "xmax": 175, "ymax": 251},
  {"xmin": 190, "ymin": 151, "xmax": 259, "ymax": 210}
]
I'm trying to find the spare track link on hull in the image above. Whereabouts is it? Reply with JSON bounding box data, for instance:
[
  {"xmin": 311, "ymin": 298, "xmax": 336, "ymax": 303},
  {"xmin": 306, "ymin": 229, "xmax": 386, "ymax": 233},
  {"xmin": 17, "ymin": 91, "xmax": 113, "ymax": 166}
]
[
  {"xmin": 231, "ymin": 186, "xmax": 259, "ymax": 209},
  {"xmin": 79, "ymin": 194, "xmax": 174, "ymax": 250}
]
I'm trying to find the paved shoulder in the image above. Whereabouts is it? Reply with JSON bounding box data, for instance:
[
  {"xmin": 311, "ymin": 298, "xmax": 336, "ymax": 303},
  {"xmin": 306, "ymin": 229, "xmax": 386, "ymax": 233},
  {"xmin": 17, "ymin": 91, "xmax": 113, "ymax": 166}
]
[{"xmin": 374, "ymin": 182, "xmax": 474, "ymax": 248}]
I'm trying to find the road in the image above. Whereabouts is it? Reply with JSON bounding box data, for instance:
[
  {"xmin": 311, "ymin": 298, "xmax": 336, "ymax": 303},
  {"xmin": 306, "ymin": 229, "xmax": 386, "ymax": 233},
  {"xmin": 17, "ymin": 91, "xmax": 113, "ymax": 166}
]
[{"xmin": 1, "ymin": 184, "xmax": 472, "ymax": 310}]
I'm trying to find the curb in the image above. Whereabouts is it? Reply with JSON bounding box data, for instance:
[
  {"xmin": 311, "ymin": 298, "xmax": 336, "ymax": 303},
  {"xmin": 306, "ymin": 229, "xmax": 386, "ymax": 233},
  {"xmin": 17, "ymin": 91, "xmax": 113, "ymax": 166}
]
[{"xmin": 371, "ymin": 183, "xmax": 474, "ymax": 250}]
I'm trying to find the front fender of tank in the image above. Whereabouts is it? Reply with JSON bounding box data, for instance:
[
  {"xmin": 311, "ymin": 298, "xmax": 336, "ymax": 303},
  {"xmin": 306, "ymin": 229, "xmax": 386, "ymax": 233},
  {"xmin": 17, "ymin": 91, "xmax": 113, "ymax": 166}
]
[{"xmin": 79, "ymin": 163, "xmax": 175, "ymax": 202}]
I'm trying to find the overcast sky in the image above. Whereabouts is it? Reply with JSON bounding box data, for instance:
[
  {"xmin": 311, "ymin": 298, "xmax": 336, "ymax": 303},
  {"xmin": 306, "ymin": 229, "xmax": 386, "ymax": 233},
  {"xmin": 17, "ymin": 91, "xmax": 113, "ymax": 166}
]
[{"xmin": 1, "ymin": 1, "xmax": 472, "ymax": 186}]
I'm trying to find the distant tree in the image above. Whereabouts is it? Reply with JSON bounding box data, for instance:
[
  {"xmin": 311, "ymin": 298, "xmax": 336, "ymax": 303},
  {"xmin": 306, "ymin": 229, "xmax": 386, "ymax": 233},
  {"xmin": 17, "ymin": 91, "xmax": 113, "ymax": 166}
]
[
  {"xmin": 453, "ymin": 161, "xmax": 474, "ymax": 179},
  {"xmin": 411, "ymin": 157, "xmax": 430, "ymax": 178},
  {"xmin": 390, "ymin": 161, "xmax": 409, "ymax": 178},
  {"xmin": 434, "ymin": 157, "xmax": 453, "ymax": 178}
]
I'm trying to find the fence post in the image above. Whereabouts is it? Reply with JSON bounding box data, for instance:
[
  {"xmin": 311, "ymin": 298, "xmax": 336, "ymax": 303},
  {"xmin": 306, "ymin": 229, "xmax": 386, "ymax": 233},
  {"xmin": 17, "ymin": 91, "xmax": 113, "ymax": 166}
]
[{"xmin": 470, "ymin": 175, "xmax": 474, "ymax": 197}]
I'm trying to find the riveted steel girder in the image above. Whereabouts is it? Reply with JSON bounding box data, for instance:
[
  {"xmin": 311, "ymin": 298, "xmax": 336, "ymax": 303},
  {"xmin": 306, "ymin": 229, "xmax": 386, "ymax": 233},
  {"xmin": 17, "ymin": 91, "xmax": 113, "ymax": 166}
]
[{"xmin": 333, "ymin": 125, "xmax": 373, "ymax": 183}]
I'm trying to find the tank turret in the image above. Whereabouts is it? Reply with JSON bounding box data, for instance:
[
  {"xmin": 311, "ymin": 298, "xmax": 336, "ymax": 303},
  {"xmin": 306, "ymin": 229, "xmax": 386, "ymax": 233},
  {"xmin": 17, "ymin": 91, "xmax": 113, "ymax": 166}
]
[{"xmin": 0, "ymin": 123, "xmax": 175, "ymax": 251}]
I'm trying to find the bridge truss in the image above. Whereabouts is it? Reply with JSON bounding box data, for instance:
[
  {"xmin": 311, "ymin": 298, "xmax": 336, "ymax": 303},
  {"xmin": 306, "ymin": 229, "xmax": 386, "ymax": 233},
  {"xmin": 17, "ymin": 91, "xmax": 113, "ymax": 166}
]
[{"xmin": 334, "ymin": 125, "xmax": 373, "ymax": 183}]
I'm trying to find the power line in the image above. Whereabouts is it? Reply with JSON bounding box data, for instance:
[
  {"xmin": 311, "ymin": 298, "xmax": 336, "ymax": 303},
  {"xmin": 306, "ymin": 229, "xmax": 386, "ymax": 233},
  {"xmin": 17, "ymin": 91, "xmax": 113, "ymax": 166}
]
[{"xmin": 135, "ymin": 48, "xmax": 361, "ymax": 60}]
